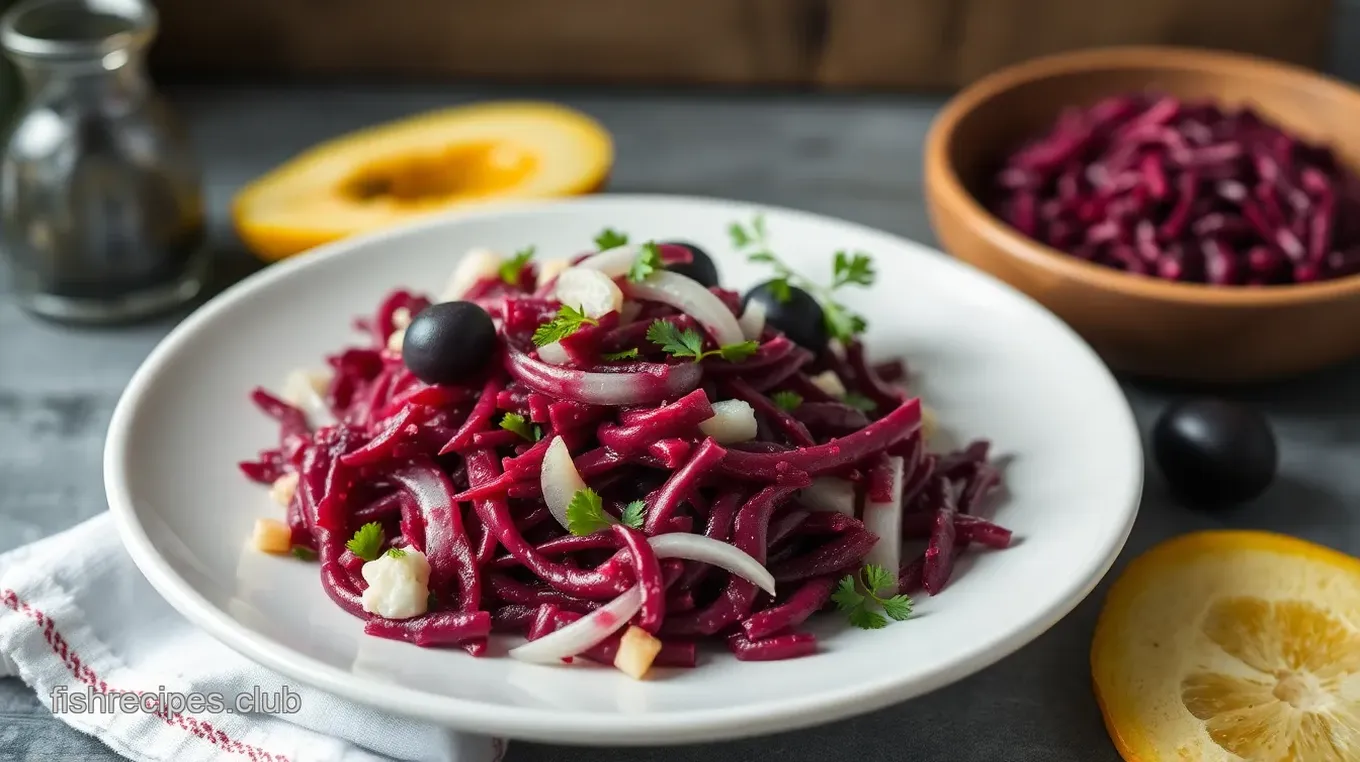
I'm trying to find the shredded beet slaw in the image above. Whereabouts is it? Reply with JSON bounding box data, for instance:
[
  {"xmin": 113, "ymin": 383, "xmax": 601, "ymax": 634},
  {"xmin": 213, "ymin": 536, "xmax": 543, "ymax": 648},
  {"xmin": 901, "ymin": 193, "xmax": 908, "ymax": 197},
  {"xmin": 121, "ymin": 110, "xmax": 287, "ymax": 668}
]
[{"xmin": 240, "ymin": 235, "xmax": 1011, "ymax": 673}]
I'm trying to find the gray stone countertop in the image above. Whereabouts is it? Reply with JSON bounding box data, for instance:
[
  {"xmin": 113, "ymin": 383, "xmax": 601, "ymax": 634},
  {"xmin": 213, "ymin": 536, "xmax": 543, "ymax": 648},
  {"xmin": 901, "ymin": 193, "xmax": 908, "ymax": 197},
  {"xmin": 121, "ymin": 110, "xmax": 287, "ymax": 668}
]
[{"xmin": 2, "ymin": 83, "xmax": 1357, "ymax": 761}]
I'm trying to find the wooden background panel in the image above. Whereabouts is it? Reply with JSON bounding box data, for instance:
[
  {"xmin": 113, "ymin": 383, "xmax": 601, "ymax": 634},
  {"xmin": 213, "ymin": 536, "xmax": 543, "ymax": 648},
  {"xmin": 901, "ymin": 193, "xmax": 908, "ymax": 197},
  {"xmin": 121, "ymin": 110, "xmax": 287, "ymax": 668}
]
[{"xmin": 150, "ymin": 0, "xmax": 1334, "ymax": 89}]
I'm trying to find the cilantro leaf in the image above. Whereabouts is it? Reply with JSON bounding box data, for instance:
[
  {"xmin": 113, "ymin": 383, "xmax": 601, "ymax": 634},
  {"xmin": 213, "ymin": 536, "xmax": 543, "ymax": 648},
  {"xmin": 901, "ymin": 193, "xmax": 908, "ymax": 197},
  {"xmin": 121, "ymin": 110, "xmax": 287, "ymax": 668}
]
[
  {"xmin": 880, "ymin": 595, "xmax": 914, "ymax": 621},
  {"xmin": 768, "ymin": 277, "xmax": 793, "ymax": 303},
  {"xmin": 831, "ymin": 576, "xmax": 865, "ymax": 612},
  {"xmin": 646, "ymin": 319, "xmax": 705, "ymax": 360},
  {"xmin": 848, "ymin": 606, "xmax": 889, "ymax": 630},
  {"xmin": 602, "ymin": 348, "xmax": 639, "ymax": 361},
  {"xmin": 832, "ymin": 250, "xmax": 876, "ymax": 288},
  {"xmin": 594, "ymin": 228, "xmax": 629, "ymax": 250},
  {"xmin": 628, "ymin": 241, "xmax": 663, "ymax": 283},
  {"xmin": 716, "ymin": 340, "xmax": 760, "ymax": 362},
  {"xmin": 823, "ymin": 300, "xmax": 869, "ymax": 343},
  {"xmin": 620, "ymin": 500, "xmax": 646, "ymax": 530},
  {"xmin": 728, "ymin": 221, "xmax": 753, "ymax": 249},
  {"xmin": 843, "ymin": 392, "xmax": 877, "ymax": 413},
  {"xmin": 290, "ymin": 547, "xmax": 317, "ymax": 562},
  {"xmin": 566, "ymin": 488, "xmax": 614, "ymax": 536},
  {"xmin": 499, "ymin": 246, "xmax": 535, "ymax": 285},
  {"xmin": 861, "ymin": 564, "xmax": 895, "ymax": 595},
  {"xmin": 385, "ymin": 547, "xmax": 407, "ymax": 559},
  {"xmin": 346, "ymin": 522, "xmax": 385, "ymax": 562},
  {"xmin": 771, "ymin": 391, "xmax": 803, "ymax": 412},
  {"xmin": 532, "ymin": 304, "xmax": 599, "ymax": 346},
  {"xmin": 500, "ymin": 412, "xmax": 539, "ymax": 441}
]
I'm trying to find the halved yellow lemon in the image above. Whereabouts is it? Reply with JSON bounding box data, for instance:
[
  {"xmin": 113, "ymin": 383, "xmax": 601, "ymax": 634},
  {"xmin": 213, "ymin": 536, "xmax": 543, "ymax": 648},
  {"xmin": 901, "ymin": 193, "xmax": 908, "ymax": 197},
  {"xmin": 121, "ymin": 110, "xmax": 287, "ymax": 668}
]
[
  {"xmin": 1092, "ymin": 531, "xmax": 1360, "ymax": 761},
  {"xmin": 232, "ymin": 102, "xmax": 613, "ymax": 261}
]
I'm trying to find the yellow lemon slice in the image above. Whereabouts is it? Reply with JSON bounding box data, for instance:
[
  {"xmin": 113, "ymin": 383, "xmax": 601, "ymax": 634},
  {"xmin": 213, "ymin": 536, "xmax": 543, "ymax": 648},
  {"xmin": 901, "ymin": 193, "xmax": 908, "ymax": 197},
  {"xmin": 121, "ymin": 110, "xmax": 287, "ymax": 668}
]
[
  {"xmin": 1092, "ymin": 531, "xmax": 1360, "ymax": 761},
  {"xmin": 232, "ymin": 102, "xmax": 612, "ymax": 261}
]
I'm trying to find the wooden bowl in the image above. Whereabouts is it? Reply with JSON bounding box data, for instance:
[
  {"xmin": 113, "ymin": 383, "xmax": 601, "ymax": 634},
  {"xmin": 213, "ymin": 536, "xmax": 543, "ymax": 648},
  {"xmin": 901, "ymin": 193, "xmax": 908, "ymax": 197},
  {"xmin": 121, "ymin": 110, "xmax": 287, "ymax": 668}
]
[{"xmin": 924, "ymin": 46, "xmax": 1360, "ymax": 382}]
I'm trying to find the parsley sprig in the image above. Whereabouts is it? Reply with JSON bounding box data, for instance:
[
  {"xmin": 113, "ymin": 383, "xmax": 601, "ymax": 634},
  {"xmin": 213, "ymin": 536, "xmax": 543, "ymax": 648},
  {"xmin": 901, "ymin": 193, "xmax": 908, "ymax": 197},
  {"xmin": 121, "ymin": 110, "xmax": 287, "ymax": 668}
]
[
  {"xmin": 771, "ymin": 390, "xmax": 803, "ymax": 412},
  {"xmin": 500, "ymin": 412, "xmax": 542, "ymax": 442},
  {"xmin": 832, "ymin": 564, "xmax": 913, "ymax": 630},
  {"xmin": 843, "ymin": 392, "xmax": 877, "ymax": 413},
  {"xmin": 645, "ymin": 319, "xmax": 759, "ymax": 363},
  {"xmin": 729, "ymin": 214, "xmax": 875, "ymax": 342},
  {"xmin": 566, "ymin": 488, "xmax": 646, "ymax": 536},
  {"xmin": 532, "ymin": 304, "xmax": 599, "ymax": 346},
  {"xmin": 594, "ymin": 228, "xmax": 629, "ymax": 251},
  {"xmin": 385, "ymin": 547, "xmax": 407, "ymax": 559},
  {"xmin": 628, "ymin": 241, "xmax": 663, "ymax": 283},
  {"xmin": 602, "ymin": 347, "xmax": 639, "ymax": 361},
  {"xmin": 346, "ymin": 522, "xmax": 385, "ymax": 562},
  {"xmin": 499, "ymin": 246, "xmax": 535, "ymax": 285}
]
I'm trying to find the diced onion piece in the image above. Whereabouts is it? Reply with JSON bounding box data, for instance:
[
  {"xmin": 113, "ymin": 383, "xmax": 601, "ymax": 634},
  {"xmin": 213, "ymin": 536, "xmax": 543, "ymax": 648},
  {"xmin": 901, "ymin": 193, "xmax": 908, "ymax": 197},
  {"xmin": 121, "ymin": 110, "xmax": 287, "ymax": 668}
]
[
  {"xmin": 621, "ymin": 270, "xmax": 745, "ymax": 346},
  {"xmin": 540, "ymin": 436, "xmax": 586, "ymax": 530},
  {"xmin": 391, "ymin": 306, "xmax": 413, "ymax": 330},
  {"xmin": 252, "ymin": 518, "xmax": 291, "ymax": 554},
  {"xmin": 537, "ymin": 341, "xmax": 572, "ymax": 366},
  {"xmin": 649, "ymin": 533, "xmax": 777, "ymax": 595},
  {"xmin": 386, "ymin": 327, "xmax": 407, "ymax": 353},
  {"xmin": 862, "ymin": 456, "xmax": 905, "ymax": 595},
  {"xmin": 440, "ymin": 247, "xmax": 503, "ymax": 300},
  {"xmin": 506, "ymin": 349, "xmax": 703, "ymax": 406},
  {"xmin": 575, "ymin": 243, "xmax": 644, "ymax": 278},
  {"xmin": 281, "ymin": 368, "xmax": 335, "ymax": 428},
  {"xmin": 809, "ymin": 370, "xmax": 848, "ymax": 399},
  {"xmin": 920, "ymin": 403, "xmax": 938, "ymax": 442},
  {"xmin": 697, "ymin": 400, "xmax": 757, "ymax": 444},
  {"xmin": 738, "ymin": 299, "xmax": 766, "ymax": 340},
  {"xmin": 537, "ymin": 258, "xmax": 571, "ymax": 286},
  {"xmin": 553, "ymin": 267, "xmax": 623, "ymax": 319},
  {"xmin": 269, "ymin": 472, "xmax": 299, "ymax": 508},
  {"xmin": 799, "ymin": 477, "xmax": 856, "ymax": 516},
  {"xmin": 614, "ymin": 625, "xmax": 663, "ymax": 680},
  {"xmin": 509, "ymin": 585, "xmax": 643, "ymax": 664}
]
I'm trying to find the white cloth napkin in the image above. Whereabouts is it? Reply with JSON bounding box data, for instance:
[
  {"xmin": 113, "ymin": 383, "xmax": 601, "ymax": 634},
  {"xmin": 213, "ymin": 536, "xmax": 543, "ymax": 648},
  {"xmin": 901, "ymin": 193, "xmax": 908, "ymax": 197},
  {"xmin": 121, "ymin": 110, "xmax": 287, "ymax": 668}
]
[{"xmin": 0, "ymin": 513, "xmax": 505, "ymax": 762}]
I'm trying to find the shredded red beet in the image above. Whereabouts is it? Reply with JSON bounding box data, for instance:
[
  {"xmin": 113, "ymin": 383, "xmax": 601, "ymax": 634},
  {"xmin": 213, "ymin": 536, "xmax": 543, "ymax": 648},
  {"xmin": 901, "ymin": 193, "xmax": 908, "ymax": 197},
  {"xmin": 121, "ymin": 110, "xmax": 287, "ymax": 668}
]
[
  {"xmin": 991, "ymin": 94, "xmax": 1360, "ymax": 285},
  {"xmin": 242, "ymin": 245, "xmax": 1011, "ymax": 669}
]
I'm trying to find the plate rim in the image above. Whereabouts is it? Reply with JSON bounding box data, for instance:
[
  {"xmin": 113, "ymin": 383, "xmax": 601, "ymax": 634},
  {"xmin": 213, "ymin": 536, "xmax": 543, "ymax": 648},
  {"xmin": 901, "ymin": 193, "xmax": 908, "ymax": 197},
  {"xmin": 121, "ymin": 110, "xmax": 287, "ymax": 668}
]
[{"xmin": 104, "ymin": 193, "xmax": 1143, "ymax": 745}]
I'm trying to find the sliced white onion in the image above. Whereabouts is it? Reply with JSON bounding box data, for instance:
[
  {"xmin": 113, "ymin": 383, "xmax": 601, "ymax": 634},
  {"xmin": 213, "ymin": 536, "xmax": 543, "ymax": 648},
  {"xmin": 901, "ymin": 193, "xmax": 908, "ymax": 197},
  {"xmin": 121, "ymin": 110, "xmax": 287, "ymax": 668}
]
[
  {"xmin": 536, "ymin": 257, "xmax": 571, "ymax": 286},
  {"xmin": 508, "ymin": 585, "xmax": 642, "ymax": 664},
  {"xmin": 536, "ymin": 341, "xmax": 572, "ymax": 366},
  {"xmin": 648, "ymin": 533, "xmax": 776, "ymax": 595},
  {"xmin": 862, "ymin": 456, "xmax": 905, "ymax": 595},
  {"xmin": 440, "ymin": 247, "xmax": 503, "ymax": 301},
  {"xmin": 697, "ymin": 399, "xmax": 757, "ymax": 444},
  {"xmin": 622, "ymin": 270, "xmax": 745, "ymax": 346},
  {"xmin": 575, "ymin": 244, "xmax": 643, "ymax": 278},
  {"xmin": 540, "ymin": 436, "xmax": 586, "ymax": 530},
  {"xmin": 507, "ymin": 349, "xmax": 703, "ymax": 406},
  {"xmin": 738, "ymin": 299, "xmax": 766, "ymax": 340},
  {"xmin": 799, "ymin": 477, "xmax": 856, "ymax": 516},
  {"xmin": 553, "ymin": 267, "xmax": 623, "ymax": 319},
  {"xmin": 809, "ymin": 369, "xmax": 848, "ymax": 399},
  {"xmin": 281, "ymin": 369, "xmax": 335, "ymax": 429}
]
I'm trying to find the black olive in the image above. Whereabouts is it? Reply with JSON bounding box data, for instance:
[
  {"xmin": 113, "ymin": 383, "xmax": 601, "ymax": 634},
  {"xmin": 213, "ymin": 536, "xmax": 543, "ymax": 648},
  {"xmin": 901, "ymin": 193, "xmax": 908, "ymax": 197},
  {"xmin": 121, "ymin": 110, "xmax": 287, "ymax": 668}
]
[
  {"xmin": 1152, "ymin": 397, "xmax": 1278, "ymax": 507},
  {"xmin": 401, "ymin": 301, "xmax": 497, "ymax": 385},
  {"xmin": 742, "ymin": 281, "xmax": 827, "ymax": 352},
  {"xmin": 663, "ymin": 241, "xmax": 720, "ymax": 287}
]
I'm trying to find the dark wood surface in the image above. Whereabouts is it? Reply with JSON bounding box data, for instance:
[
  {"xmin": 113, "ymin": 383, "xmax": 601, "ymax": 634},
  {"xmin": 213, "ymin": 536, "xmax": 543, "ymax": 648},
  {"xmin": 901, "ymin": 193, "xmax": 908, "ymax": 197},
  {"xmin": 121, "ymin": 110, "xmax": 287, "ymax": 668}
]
[{"xmin": 3, "ymin": 83, "xmax": 1360, "ymax": 761}]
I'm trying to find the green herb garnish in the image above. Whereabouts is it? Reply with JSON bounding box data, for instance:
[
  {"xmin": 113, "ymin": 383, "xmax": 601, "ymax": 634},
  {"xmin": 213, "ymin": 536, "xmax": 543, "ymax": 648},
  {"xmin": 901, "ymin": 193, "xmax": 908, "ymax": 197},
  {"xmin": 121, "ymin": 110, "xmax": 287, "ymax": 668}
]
[
  {"xmin": 594, "ymin": 228, "xmax": 629, "ymax": 251},
  {"xmin": 346, "ymin": 522, "xmax": 385, "ymax": 562},
  {"xmin": 290, "ymin": 547, "xmax": 317, "ymax": 562},
  {"xmin": 645, "ymin": 319, "xmax": 759, "ymax": 363},
  {"xmin": 771, "ymin": 391, "xmax": 803, "ymax": 412},
  {"xmin": 729, "ymin": 214, "xmax": 875, "ymax": 342},
  {"xmin": 385, "ymin": 547, "xmax": 407, "ymax": 559},
  {"xmin": 843, "ymin": 392, "xmax": 877, "ymax": 413},
  {"xmin": 627, "ymin": 241, "xmax": 664, "ymax": 283},
  {"xmin": 602, "ymin": 347, "xmax": 640, "ymax": 361},
  {"xmin": 499, "ymin": 246, "xmax": 535, "ymax": 285},
  {"xmin": 532, "ymin": 304, "xmax": 599, "ymax": 346},
  {"xmin": 620, "ymin": 500, "xmax": 646, "ymax": 530},
  {"xmin": 500, "ymin": 412, "xmax": 541, "ymax": 442},
  {"xmin": 566, "ymin": 488, "xmax": 613, "ymax": 536},
  {"xmin": 832, "ymin": 564, "xmax": 913, "ymax": 630}
]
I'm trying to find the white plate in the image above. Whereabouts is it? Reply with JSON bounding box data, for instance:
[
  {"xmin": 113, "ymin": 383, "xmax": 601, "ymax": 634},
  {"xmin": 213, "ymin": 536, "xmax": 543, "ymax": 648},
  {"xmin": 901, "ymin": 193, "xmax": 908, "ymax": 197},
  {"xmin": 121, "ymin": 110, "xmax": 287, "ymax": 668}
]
[{"xmin": 105, "ymin": 195, "xmax": 1141, "ymax": 745}]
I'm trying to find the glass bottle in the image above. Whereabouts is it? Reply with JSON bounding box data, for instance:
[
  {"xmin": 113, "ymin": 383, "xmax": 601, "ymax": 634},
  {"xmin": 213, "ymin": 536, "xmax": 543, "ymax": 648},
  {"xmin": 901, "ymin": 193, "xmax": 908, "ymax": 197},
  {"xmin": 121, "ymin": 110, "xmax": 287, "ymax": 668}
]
[{"xmin": 0, "ymin": 0, "xmax": 208, "ymax": 323}]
